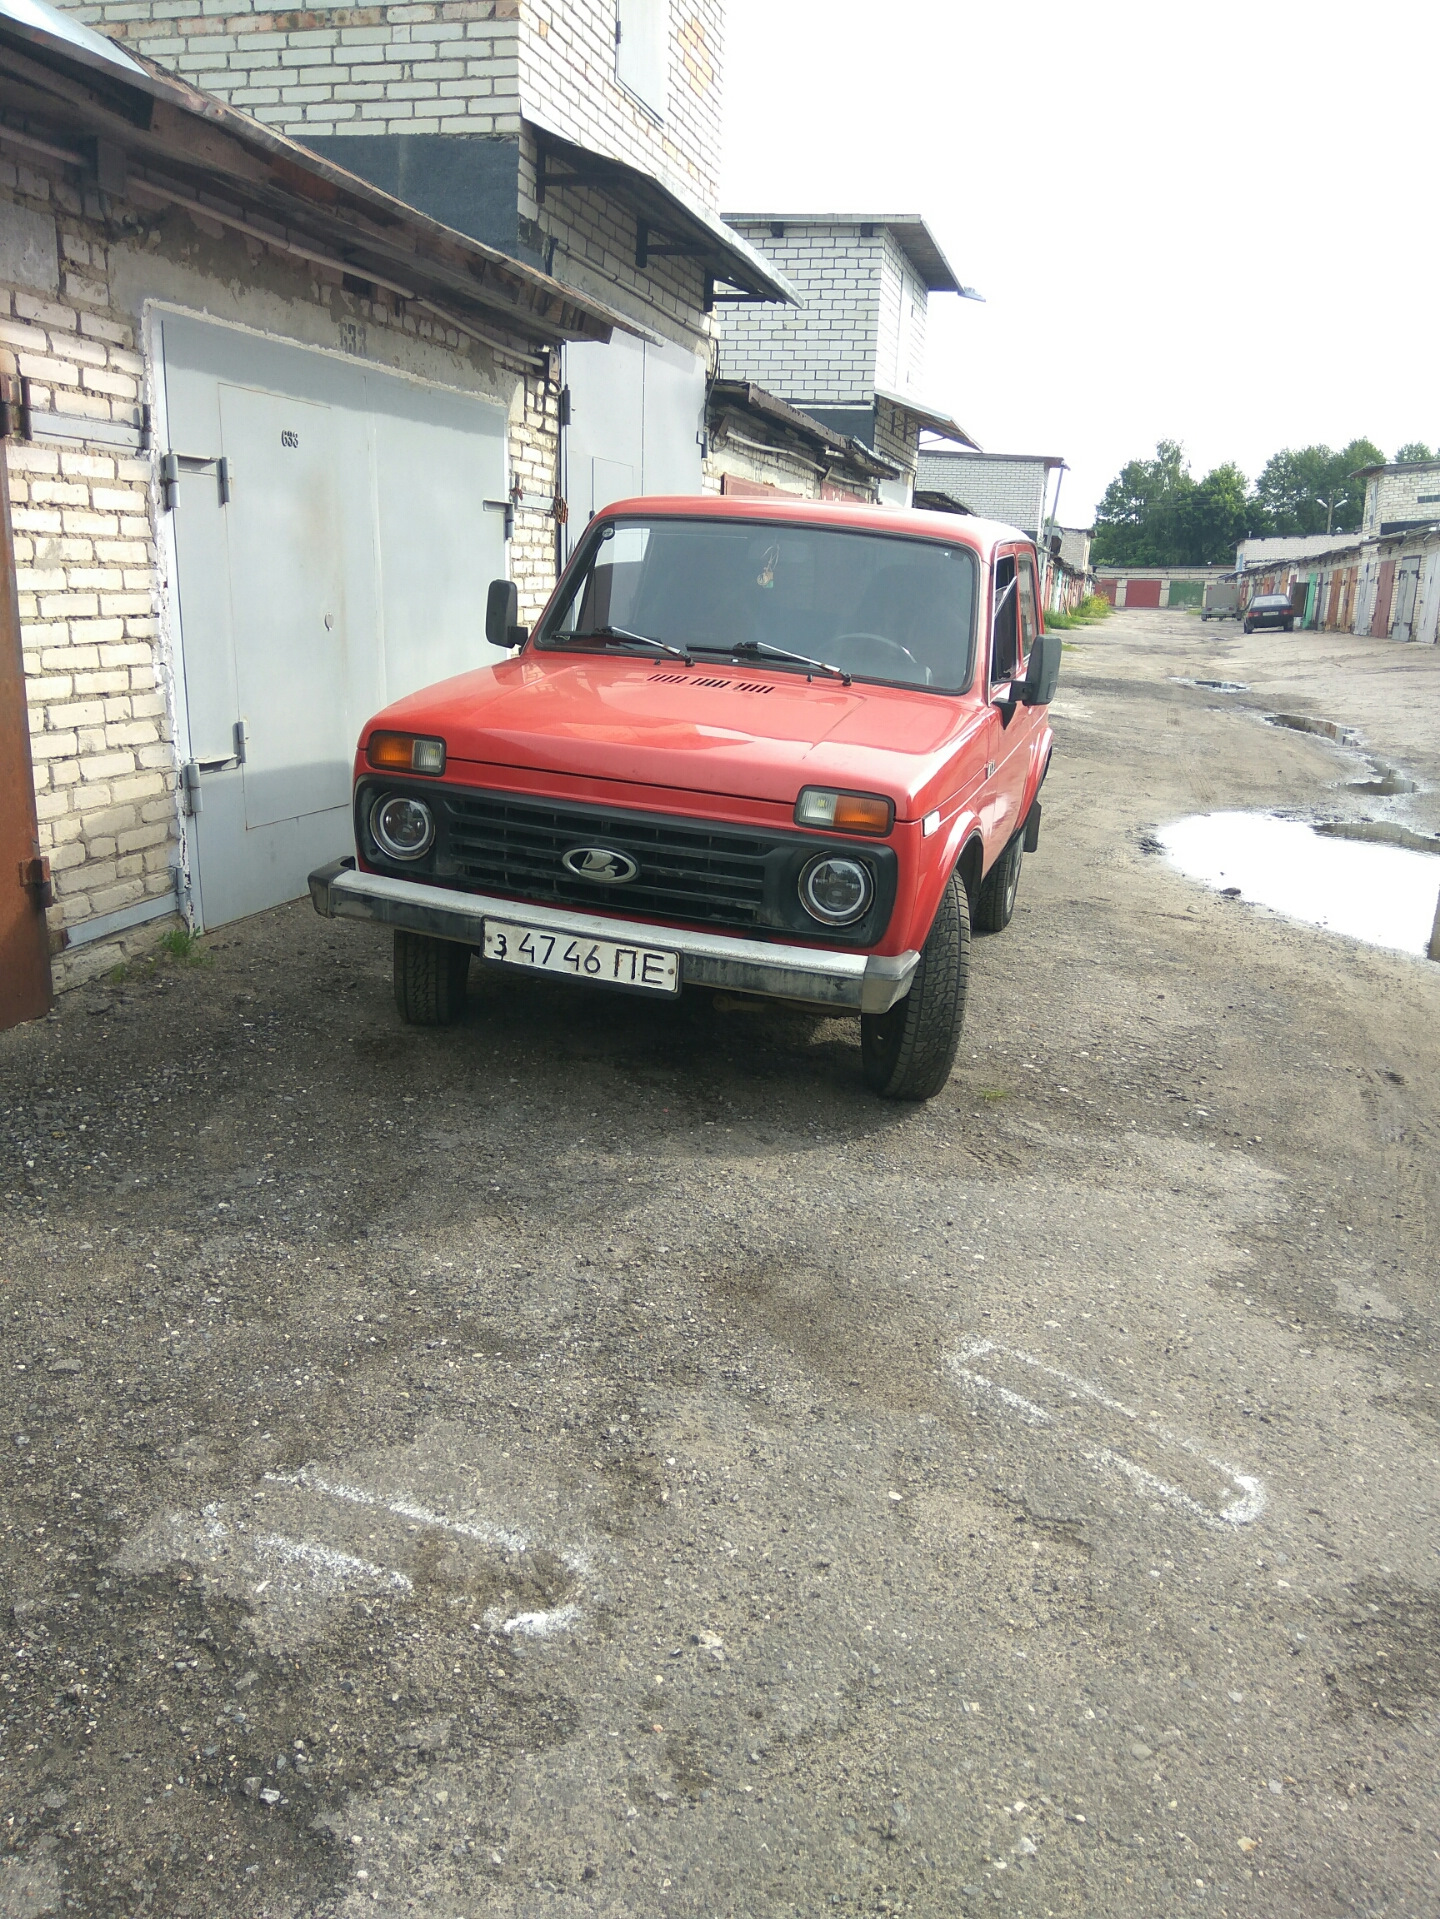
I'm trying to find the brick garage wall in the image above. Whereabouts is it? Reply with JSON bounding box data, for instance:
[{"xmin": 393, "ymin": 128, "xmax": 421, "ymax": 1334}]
[
  {"xmin": 871, "ymin": 398, "xmax": 917, "ymax": 485},
  {"xmin": 717, "ymin": 223, "xmax": 881, "ymax": 405},
  {"xmin": 507, "ymin": 366, "xmax": 558, "ymax": 626},
  {"xmin": 2, "ymin": 157, "xmax": 174, "ymax": 981},
  {"xmin": 3, "ymin": 148, "xmax": 549, "ymax": 980},
  {"xmin": 701, "ymin": 417, "xmax": 876, "ymax": 504},
  {"xmin": 519, "ymin": 162, "xmax": 706, "ymax": 350}
]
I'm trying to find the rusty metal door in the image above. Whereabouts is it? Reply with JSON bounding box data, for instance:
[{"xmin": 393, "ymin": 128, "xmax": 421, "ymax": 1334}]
[
  {"xmin": 1124, "ymin": 578, "xmax": 1162, "ymax": 608},
  {"xmin": 0, "ymin": 374, "xmax": 52, "ymax": 1029},
  {"xmin": 1371, "ymin": 558, "xmax": 1396, "ymax": 637}
]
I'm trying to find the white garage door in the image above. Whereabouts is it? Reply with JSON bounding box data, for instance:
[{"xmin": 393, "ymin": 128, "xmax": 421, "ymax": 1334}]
[
  {"xmin": 561, "ymin": 330, "xmax": 705, "ymax": 562},
  {"xmin": 158, "ymin": 313, "xmax": 509, "ymax": 930}
]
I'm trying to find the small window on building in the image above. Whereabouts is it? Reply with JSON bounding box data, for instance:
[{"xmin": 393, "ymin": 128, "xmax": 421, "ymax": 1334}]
[{"xmin": 616, "ymin": 0, "xmax": 668, "ymax": 119}]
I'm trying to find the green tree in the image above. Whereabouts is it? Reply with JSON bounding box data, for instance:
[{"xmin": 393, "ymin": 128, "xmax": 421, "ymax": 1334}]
[
  {"xmin": 1395, "ymin": 441, "xmax": 1434, "ymax": 463},
  {"xmin": 1253, "ymin": 439, "xmax": 1383, "ymax": 536},
  {"xmin": 1091, "ymin": 440, "xmax": 1194, "ymax": 565},
  {"xmin": 1176, "ymin": 461, "xmax": 1252, "ymax": 564}
]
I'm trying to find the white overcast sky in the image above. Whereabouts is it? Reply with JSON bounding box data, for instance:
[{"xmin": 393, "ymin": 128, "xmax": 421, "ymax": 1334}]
[{"xmin": 720, "ymin": 0, "xmax": 1439, "ymax": 525}]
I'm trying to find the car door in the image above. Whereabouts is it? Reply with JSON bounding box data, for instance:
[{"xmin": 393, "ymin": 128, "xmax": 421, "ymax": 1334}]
[{"xmin": 985, "ymin": 545, "xmax": 1033, "ymax": 851}]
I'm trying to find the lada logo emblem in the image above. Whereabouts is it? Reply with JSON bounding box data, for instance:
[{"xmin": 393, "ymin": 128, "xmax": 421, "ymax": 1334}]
[{"xmin": 561, "ymin": 845, "xmax": 639, "ymax": 884}]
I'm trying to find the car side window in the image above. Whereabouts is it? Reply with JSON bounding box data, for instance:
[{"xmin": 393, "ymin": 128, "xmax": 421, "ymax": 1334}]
[
  {"xmin": 992, "ymin": 555, "xmax": 1019, "ymax": 683},
  {"xmin": 1017, "ymin": 555, "xmax": 1038, "ymax": 668}
]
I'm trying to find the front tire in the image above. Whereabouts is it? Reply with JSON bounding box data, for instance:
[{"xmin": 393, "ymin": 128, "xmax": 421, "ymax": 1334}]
[
  {"xmin": 861, "ymin": 871, "xmax": 970, "ymax": 1101},
  {"xmin": 394, "ymin": 930, "xmax": 469, "ymax": 1026},
  {"xmin": 974, "ymin": 832, "xmax": 1023, "ymax": 933}
]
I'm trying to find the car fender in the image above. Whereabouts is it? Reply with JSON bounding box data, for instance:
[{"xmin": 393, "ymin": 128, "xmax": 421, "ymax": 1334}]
[{"xmin": 895, "ymin": 806, "xmax": 985, "ymax": 953}]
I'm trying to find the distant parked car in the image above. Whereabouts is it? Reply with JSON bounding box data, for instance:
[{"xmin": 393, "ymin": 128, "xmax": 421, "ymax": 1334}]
[
  {"xmin": 1201, "ymin": 581, "xmax": 1240, "ymax": 621},
  {"xmin": 1243, "ymin": 593, "xmax": 1296, "ymax": 634}
]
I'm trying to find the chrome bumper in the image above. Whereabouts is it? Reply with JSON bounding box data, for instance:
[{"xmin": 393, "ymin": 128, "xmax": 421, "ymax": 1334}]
[{"xmin": 308, "ymin": 860, "xmax": 918, "ymax": 1015}]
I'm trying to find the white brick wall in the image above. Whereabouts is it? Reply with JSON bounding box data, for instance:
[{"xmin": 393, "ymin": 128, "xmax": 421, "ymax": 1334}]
[
  {"xmin": 716, "ymin": 222, "xmax": 883, "ymax": 405},
  {"xmin": 1364, "ymin": 464, "xmax": 1440, "ymax": 533},
  {"xmin": 916, "ymin": 453, "xmax": 1052, "ymax": 535},
  {"xmin": 68, "ymin": 1, "xmax": 525, "ymax": 140}
]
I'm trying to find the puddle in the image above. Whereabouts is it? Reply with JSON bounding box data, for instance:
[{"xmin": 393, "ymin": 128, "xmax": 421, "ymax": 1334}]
[
  {"xmin": 1347, "ymin": 771, "xmax": 1420, "ymax": 798},
  {"xmin": 1158, "ymin": 811, "xmax": 1440, "ymax": 958},
  {"xmin": 1171, "ymin": 677, "xmax": 1250, "ymax": 693},
  {"xmin": 1267, "ymin": 713, "xmax": 1359, "ymax": 745},
  {"xmin": 1317, "ymin": 818, "xmax": 1440, "ymax": 857}
]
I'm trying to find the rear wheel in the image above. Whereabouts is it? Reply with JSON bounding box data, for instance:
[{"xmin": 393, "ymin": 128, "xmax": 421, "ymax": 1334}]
[
  {"xmin": 861, "ymin": 872, "xmax": 970, "ymax": 1101},
  {"xmin": 974, "ymin": 832, "xmax": 1023, "ymax": 933},
  {"xmin": 393, "ymin": 930, "xmax": 469, "ymax": 1026}
]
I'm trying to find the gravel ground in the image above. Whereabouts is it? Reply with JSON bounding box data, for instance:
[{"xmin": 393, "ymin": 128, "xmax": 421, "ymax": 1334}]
[{"xmin": 2, "ymin": 607, "xmax": 1438, "ymax": 1919}]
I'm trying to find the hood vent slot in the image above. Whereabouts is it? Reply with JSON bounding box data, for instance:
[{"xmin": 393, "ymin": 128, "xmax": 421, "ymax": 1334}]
[{"xmin": 647, "ymin": 673, "xmax": 773, "ymax": 694}]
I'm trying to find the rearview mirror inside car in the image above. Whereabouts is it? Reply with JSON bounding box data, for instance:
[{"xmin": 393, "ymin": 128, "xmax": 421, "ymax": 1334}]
[
  {"xmin": 485, "ymin": 578, "xmax": 528, "ymax": 649},
  {"xmin": 1019, "ymin": 631, "xmax": 1060, "ymax": 706}
]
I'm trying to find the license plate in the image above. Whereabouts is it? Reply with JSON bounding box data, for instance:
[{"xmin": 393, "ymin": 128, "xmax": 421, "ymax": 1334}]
[{"xmin": 482, "ymin": 918, "xmax": 680, "ymax": 995}]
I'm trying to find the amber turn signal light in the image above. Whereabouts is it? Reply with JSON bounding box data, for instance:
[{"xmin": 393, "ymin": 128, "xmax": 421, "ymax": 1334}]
[
  {"xmin": 794, "ymin": 787, "xmax": 894, "ymax": 836},
  {"xmin": 367, "ymin": 731, "xmax": 446, "ymax": 775}
]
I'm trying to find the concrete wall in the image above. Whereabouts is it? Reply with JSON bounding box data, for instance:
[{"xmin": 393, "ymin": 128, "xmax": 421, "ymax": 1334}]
[{"xmin": 3, "ymin": 148, "xmax": 548, "ymax": 981}]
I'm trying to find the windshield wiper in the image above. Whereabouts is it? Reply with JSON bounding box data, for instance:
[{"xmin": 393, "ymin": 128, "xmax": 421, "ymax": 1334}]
[
  {"xmin": 727, "ymin": 639, "xmax": 852, "ymax": 687},
  {"xmin": 572, "ymin": 623, "xmax": 692, "ymax": 663}
]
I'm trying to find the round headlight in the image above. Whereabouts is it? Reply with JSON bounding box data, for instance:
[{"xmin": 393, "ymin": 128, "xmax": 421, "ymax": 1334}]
[
  {"xmin": 800, "ymin": 854, "xmax": 873, "ymax": 926},
  {"xmin": 371, "ymin": 794, "xmax": 435, "ymax": 861}
]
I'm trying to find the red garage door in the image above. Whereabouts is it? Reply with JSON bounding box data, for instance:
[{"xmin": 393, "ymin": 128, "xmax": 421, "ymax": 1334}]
[{"xmin": 1125, "ymin": 579, "xmax": 1162, "ymax": 608}]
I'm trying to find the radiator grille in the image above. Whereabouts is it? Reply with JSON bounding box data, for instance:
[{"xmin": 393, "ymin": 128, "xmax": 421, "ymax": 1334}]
[{"xmin": 442, "ymin": 791, "xmax": 773, "ymax": 930}]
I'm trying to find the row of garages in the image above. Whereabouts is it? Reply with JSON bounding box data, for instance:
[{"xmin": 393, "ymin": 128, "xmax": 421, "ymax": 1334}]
[{"xmin": 1239, "ymin": 529, "xmax": 1440, "ymax": 645}]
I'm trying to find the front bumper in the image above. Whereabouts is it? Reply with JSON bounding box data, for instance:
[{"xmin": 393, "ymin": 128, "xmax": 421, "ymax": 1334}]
[{"xmin": 308, "ymin": 860, "xmax": 919, "ymax": 1016}]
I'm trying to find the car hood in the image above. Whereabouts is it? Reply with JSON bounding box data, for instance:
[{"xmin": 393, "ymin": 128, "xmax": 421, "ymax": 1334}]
[{"xmin": 368, "ymin": 651, "xmax": 982, "ymax": 816}]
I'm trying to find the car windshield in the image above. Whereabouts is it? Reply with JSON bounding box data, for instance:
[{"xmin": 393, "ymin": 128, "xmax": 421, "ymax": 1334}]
[{"xmin": 536, "ymin": 516, "xmax": 980, "ymax": 693}]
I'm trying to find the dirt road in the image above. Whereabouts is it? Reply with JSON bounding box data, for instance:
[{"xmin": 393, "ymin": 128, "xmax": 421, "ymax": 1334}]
[{"xmin": 2, "ymin": 608, "xmax": 1438, "ymax": 1918}]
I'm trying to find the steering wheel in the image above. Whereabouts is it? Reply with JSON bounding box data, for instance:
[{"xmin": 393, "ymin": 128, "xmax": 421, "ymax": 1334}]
[{"xmin": 830, "ymin": 631, "xmax": 931, "ymax": 682}]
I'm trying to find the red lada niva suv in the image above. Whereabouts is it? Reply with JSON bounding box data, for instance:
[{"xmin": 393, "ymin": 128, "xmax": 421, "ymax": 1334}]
[{"xmin": 309, "ymin": 496, "xmax": 1058, "ymax": 1099}]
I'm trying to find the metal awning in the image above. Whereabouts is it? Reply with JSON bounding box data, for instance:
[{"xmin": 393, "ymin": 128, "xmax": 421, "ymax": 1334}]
[
  {"xmin": 874, "ymin": 385, "xmax": 979, "ymax": 449},
  {"xmin": 533, "ymin": 125, "xmax": 797, "ymax": 309},
  {"xmin": 724, "ymin": 212, "xmax": 981, "ymax": 299}
]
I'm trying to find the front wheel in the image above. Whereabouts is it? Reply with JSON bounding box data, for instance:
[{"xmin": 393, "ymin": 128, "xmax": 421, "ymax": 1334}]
[
  {"xmin": 974, "ymin": 832, "xmax": 1023, "ymax": 933},
  {"xmin": 394, "ymin": 929, "xmax": 470, "ymax": 1026},
  {"xmin": 861, "ymin": 871, "xmax": 970, "ymax": 1101}
]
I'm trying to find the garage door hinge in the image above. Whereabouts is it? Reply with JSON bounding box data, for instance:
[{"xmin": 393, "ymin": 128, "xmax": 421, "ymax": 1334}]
[
  {"xmin": 180, "ymin": 761, "xmax": 203, "ymax": 814},
  {"xmin": 19, "ymin": 855, "xmax": 52, "ymax": 911}
]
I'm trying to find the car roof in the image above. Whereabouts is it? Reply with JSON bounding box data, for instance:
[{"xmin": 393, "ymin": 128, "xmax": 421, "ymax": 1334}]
[{"xmin": 595, "ymin": 493, "xmax": 1028, "ymax": 558}]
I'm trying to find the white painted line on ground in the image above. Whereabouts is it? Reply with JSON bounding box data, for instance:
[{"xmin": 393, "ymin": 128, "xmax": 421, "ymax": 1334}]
[
  {"xmin": 482, "ymin": 1602, "xmax": 582, "ymax": 1639},
  {"xmin": 264, "ymin": 1469, "xmax": 531, "ymax": 1556},
  {"xmin": 947, "ymin": 1339, "xmax": 1267, "ymax": 1531},
  {"xmin": 253, "ymin": 1533, "xmax": 413, "ymax": 1592}
]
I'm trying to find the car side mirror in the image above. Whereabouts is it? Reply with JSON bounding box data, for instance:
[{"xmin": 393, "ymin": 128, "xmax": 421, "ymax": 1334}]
[
  {"xmin": 1019, "ymin": 630, "xmax": 1060, "ymax": 706},
  {"xmin": 485, "ymin": 578, "xmax": 528, "ymax": 649}
]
